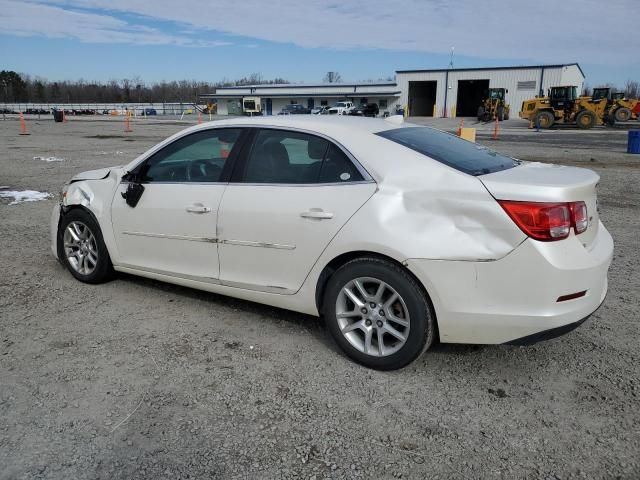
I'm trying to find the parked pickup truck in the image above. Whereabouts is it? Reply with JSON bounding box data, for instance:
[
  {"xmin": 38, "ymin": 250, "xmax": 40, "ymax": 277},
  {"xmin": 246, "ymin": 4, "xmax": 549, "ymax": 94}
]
[{"xmin": 327, "ymin": 101, "xmax": 355, "ymax": 115}]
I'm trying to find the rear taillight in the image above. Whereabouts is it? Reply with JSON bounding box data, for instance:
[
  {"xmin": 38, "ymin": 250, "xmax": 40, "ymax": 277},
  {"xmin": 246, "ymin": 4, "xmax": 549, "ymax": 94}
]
[
  {"xmin": 570, "ymin": 201, "xmax": 588, "ymax": 234},
  {"xmin": 498, "ymin": 200, "xmax": 587, "ymax": 241}
]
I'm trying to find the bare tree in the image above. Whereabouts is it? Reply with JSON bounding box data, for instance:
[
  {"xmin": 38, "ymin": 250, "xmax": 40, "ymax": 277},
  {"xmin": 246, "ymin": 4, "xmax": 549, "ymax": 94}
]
[
  {"xmin": 323, "ymin": 71, "xmax": 342, "ymax": 83},
  {"xmin": 624, "ymin": 79, "xmax": 639, "ymax": 99}
]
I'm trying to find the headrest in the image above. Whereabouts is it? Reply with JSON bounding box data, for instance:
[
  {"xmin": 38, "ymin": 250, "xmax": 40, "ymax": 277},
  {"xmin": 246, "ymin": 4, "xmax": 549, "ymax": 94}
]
[
  {"xmin": 308, "ymin": 137, "xmax": 328, "ymax": 160},
  {"xmin": 216, "ymin": 129, "xmax": 238, "ymax": 144}
]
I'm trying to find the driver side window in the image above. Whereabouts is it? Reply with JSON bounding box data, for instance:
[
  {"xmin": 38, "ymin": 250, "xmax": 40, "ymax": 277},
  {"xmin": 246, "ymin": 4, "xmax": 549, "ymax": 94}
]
[{"xmin": 141, "ymin": 129, "xmax": 241, "ymax": 183}]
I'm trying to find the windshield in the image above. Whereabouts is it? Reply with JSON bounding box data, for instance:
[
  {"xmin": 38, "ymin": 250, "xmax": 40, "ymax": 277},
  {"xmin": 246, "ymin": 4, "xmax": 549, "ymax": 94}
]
[
  {"xmin": 336, "ymin": 102, "xmax": 347, "ymax": 107},
  {"xmin": 376, "ymin": 127, "xmax": 519, "ymax": 176}
]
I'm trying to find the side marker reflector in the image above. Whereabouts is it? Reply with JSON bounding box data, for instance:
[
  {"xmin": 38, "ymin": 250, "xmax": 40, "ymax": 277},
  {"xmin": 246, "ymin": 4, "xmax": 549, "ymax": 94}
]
[{"xmin": 557, "ymin": 291, "xmax": 587, "ymax": 302}]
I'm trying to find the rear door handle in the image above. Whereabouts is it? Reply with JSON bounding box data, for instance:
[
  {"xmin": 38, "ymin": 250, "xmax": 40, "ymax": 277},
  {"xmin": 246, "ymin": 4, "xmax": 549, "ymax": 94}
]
[
  {"xmin": 186, "ymin": 204, "xmax": 211, "ymax": 214},
  {"xmin": 300, "ymin": 208, "xmax": 334, "ymax": 220}
]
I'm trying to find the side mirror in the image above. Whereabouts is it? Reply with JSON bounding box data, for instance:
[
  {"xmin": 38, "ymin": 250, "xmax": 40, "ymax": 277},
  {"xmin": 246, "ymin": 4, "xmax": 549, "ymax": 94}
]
[{"xmin": 121, "ymin": 182, "xmax": 145, "ymax": 208}]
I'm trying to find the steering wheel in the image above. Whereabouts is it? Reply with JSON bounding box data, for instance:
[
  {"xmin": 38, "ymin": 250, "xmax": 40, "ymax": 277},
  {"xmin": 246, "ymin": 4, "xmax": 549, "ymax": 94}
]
[{"xmin": 187, "ymin": 159, "xmax": 222, "ymax": 182}]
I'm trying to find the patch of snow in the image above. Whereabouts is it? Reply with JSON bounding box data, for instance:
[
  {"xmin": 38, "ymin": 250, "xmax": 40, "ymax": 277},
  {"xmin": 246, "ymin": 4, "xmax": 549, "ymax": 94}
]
[
  {"xmin": 0, "ymin": 189, "xmax": 52, "ymax": 205},
  {"xmin": 33, "ymin": 156, "xmax": 64, "ymax": 162},
  {"xmin": 95, "ymin": 151, "xmax": 124, "ymax": 156}
]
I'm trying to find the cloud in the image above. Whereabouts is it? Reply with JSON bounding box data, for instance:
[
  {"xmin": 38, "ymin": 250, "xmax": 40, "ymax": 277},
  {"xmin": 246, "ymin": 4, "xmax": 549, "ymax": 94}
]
[
  {"xmin": 0, "ymin": 0, "xmax": 231, "ymax": 47},
  {"xmin": 1, "ymin": 0, "xmax": 637, "ymax": 65}
]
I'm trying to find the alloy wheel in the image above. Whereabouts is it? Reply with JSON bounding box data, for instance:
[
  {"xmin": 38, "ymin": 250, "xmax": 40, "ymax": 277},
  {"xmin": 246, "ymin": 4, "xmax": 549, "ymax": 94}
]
[
  {"xmin": 63, "ymin": 221, "xmax": 99, "ymax": 275},
  {"xmin": 335, "ymin": 277, "xmax": 410, "ymax": 357}
]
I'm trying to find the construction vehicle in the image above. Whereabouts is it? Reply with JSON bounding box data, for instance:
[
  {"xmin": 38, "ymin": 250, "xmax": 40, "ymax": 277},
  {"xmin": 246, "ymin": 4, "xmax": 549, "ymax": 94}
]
[
  {"xmin": 611, "ymin": 92, "xmax": 640, "ymax": 121},
  {"xmin": 477, "ymin": 88, "xmax": 510, "ymax": 121},
  {"xmin": 592, "ymin": 88, "xmax": 640, "ymax": 122},
  {"xmin": 519, "ymin": 86, "xmax": 609, "ymax": 129}
]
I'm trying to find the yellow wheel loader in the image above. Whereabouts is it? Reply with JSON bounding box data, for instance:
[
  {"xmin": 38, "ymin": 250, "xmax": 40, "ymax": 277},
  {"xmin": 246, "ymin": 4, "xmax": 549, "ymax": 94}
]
[
  {"xmin": 477, "ymin": 88, "xmax": 510, "ymax": 121},
  {"xmin": 591, "ymin": 88, "xmax": 640, "ymax": 123},
  {"xmin": 519, "ymin": 86, "xmax": 608, "ymax": 129},
  {"xmin": 609, "ymin": 92, "xmax": 639, "ymax": 122}
]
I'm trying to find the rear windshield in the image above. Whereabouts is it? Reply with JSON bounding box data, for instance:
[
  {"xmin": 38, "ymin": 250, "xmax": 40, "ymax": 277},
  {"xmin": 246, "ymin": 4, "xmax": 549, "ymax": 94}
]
[{"xmin": 376, "ymin": 127, "xmax": 519, "ymax": 176}]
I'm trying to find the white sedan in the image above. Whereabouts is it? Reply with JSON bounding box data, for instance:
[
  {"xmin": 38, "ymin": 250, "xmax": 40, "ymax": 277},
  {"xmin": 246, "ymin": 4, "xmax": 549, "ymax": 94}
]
[{"xmin": 51, "ymin": 116, "xmax": 613, "ymax": 370}]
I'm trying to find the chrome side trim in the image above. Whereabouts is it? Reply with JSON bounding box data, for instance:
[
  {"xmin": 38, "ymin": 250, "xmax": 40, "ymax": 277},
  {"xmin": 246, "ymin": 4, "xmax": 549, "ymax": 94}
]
[
  {"xmin": 224, "ymin": 180, "xmax": 375, "ymax": 188},
  {"xmin": 123, "ymin": 231, "xmax": 218, "ymax": 243},
  {"xmin": 114, "ymin": 263, "xmax": 295, "ymax": 294},
  {"xmin": 221, "ymin": 239, "xmax": 296, "ymax": 250}
]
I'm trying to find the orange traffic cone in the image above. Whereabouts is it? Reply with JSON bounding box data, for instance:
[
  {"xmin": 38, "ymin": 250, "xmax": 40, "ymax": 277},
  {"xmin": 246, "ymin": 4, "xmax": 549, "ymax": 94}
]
[
  {"xmin": 492, "ymin": 117, "xmax": 500, "ymax": 140},
  {"xmin": 456, "ymin": 118, "xmax": 464, "ymax": 136},
  {"xmin": 62, "ymin": 108, "xmax": 68, "ymax": 123},
  {"xmin": 198, "ymin": 111, "xmax": 202, "ymax": 124},
  {"xmin": 124, "ymin": 113, "xmax": 132, "ymax": 133},
  {"xmin": 19, "ymin": 113, "xmax": 30, "ymax": 135}
]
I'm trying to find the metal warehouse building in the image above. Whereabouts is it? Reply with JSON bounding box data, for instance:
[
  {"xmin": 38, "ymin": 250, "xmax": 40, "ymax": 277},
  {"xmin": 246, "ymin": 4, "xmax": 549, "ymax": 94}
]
[
  {"xmin": 203, "ymin": 63, "xmax": 584, "ymax": 118},
  {"xmin": 202, "ymin": 82, "xmax": 401, "ymax": 116},
  {"xmin": 396, "ymin": 63, "xmax": 585, "ymax": 118}
]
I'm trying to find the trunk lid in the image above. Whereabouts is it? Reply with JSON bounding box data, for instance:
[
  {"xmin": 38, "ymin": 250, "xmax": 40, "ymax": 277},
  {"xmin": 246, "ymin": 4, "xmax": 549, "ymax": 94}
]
[{"xmin": 479, "ymin": 162, "xmax": 600, "ymax": 248}]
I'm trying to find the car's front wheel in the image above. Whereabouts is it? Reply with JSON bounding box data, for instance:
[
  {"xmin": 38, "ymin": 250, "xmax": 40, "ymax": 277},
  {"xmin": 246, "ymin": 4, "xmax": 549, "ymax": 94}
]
[
  {"xmin": 323, "ymin": 257, "xmax": 435, "ymax": 370},
  {"xmin": 59, "ymin": 209, "xmax": 113, "ymax": 284}
]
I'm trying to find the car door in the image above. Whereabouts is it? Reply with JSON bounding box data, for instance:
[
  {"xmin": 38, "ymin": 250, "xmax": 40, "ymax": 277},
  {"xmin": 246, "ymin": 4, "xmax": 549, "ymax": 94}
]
[
  {"xmin": 110, "ymin": 128, "xmax": 244, "ymax": 279},
  {"xmin": 217, "ymin": 128, "xmax": 377, "ymax": 294}
]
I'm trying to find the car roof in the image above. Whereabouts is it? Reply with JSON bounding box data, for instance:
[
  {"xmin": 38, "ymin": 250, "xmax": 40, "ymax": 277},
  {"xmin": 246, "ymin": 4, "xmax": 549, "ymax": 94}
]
[{"xmin": 185, "ymin": 115, "xmax": 402, "ymax": 137}]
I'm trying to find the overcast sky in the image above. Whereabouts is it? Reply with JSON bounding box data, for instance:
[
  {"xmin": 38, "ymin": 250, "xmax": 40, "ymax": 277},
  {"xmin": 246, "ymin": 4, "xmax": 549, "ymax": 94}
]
[{"xmin": 1, "ymin": 0, "xmax": 638, "ymax": 86}]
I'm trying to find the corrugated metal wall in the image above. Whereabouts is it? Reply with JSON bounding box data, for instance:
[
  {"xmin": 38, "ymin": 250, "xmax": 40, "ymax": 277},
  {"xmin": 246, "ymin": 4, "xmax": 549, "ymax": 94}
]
[{"xmin": 397, "ymin": 65, "xmax": 584, "ymax": 117}]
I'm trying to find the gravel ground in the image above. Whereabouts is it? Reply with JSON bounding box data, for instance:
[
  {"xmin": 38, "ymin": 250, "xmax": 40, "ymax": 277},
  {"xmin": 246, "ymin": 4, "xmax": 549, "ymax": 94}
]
[{"xmin": 1, "ymin": 116, "xmax": 639, "ymax": 479}]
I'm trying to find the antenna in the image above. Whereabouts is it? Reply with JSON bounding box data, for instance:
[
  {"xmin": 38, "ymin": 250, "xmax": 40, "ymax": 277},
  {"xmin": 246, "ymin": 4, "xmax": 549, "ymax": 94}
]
[{"xmin": 449, "ymin": 47, "xmax": 455, "ymax": 69}]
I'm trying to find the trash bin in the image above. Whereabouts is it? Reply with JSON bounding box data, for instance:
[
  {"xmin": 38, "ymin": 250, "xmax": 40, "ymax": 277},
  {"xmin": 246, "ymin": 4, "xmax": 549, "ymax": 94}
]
[
  {"xmin": 628, "ymin": 130, "xmax": 640, "ymax": 154},
  {"xmin": 52, "ymin": 110, "xmax": 64, "ymax": 123}
]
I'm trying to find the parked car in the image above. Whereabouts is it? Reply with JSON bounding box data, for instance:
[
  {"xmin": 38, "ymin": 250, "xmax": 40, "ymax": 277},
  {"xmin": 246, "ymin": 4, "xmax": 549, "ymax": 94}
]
[
  {"xmin": 349, "ymin": 103, "xmax": 379, "ymax": 117},
  {"xmin": 25, "ymin": 108, "xmax": 50, "ymax": 115},
  {"xmin": 278, "ymin": 104, "xmax": 310, "ymax": 115},
  {"xmin": 327, "ymin": 101, "xmax": 355, "ymax": 115},
  {"xmin": 52, "ymin": 116, "xmax": 613, "ymax": 370},
  {"xmin": 140, "ymin": 108, "xmax": 157, "ymax": 116},
  {"xmin": 311, "ymin": 106, "xmax": 329, "ymax": 115}
]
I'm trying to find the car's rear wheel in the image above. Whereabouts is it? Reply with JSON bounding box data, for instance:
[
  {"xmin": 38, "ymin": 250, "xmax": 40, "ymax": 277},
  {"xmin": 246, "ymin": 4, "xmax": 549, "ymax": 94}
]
[
  {"xmin": 323, "ymin": 257, "xmax": 435, "ymax": 370},
  {"xmin": 59, "ymin": 209, "xmax": 113, "ymax": 284}
]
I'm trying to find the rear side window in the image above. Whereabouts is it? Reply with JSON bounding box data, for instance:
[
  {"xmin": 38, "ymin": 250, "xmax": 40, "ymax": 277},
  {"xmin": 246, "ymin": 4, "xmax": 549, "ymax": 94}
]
[
  {"xmin": 242, "ymin": 129, "xmax": 364, "ymax": 184},
  {"xmin": 376, "ymin": 127, "xmax": 518, "ymax": 175}
]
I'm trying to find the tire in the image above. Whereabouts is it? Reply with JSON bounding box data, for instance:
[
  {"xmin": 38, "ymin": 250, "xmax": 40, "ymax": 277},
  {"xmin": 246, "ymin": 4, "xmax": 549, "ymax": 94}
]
[
  {"xmin": 497, "ymin": 105, "xmax": 505, "ymax": 121},
  {"xmin": 322, "ymin": 257, "xmax": 435, "ymax": 370},
  {"xmin": 535, "ymin": 110, "xmax": 554, "ymax": 129},
  {"xmin": 58, "ymin": 209, "xmax": 113, "ymax": 284},
  {"xmin": 614, "ymin": 107, "xmax": 632, "ymax": 122},
  {"xmin": 576, "ymin": 110, "xmax": 596, "ymax": 129},
  {"xmin": 477, "ymin": 106, "xmax": 485, "ymax": 121}
]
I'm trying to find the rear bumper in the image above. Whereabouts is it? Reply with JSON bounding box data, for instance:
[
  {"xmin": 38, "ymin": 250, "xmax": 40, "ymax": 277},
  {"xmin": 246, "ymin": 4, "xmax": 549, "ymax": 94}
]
[
  {"xmin": 504, "ymin": 300, "xmax": 603, "ymax": 345},
  {"xmin": 406, "ymin": 221, "xmax": 613, "ymax": 344}
]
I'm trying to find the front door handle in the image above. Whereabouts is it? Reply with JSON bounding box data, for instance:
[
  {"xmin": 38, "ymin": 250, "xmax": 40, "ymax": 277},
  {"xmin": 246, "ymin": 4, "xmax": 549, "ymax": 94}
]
[
  {"xmin": 186, "ymin": 204, "xmax": 211, "ymax": 214},
  {"xmin": 300, "ymin": 208, "xmax": 334, "ymax": 220}
]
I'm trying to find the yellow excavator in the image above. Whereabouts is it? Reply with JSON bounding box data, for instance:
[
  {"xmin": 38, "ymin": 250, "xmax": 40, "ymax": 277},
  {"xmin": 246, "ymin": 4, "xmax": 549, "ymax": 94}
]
[
  {"xmin": 477, "ymin": 88, "xmax": 510, "ymax": 121},
  {"xmin": 519, "ymin": 86, "xmax": 609, "ymax": 129}
]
